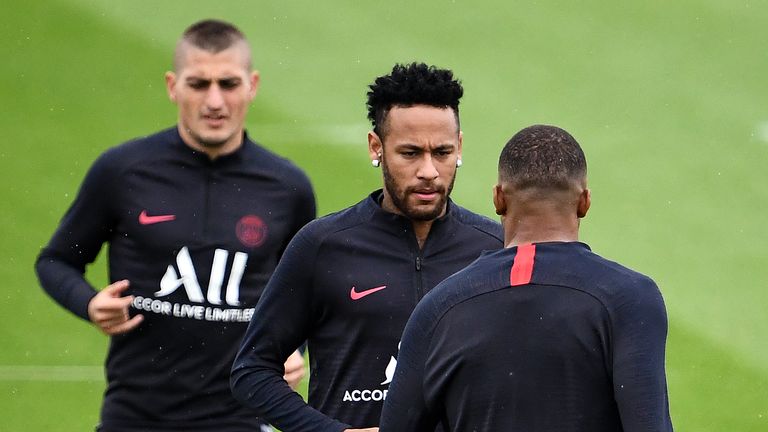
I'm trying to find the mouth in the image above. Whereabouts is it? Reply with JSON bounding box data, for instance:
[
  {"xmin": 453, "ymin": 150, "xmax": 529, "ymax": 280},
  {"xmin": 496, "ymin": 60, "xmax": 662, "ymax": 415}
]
[
  {"xmin": 411, "ymin": 188, "xmax": 442, "ymax": 202},
  {"xmin": 202, "ymin": 113, "xmax": 228, "ymax": 127}
]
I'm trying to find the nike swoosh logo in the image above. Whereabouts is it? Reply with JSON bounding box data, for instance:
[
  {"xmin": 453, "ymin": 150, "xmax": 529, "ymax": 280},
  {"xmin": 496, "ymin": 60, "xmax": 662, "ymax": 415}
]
[
  {"xmin": 138, "ymin": 210, "xmax": 176, "ymax": 225},
  {"xmin": 350, "ymin": 285, "xmax": 387, "ymax": 301}
]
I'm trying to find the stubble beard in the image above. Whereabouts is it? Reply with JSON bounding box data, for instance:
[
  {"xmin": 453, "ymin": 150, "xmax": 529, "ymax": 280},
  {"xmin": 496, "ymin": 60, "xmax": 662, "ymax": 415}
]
[{"xmin": 381, "ymin": 160, "xmax": 457, "ymax": 221}]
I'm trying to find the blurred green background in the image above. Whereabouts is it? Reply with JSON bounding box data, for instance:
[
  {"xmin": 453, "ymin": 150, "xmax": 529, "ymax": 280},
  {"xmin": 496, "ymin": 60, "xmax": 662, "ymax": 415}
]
[{"xmin": 1, "ymin": 0, "xmax": 767, "ymax": 429}]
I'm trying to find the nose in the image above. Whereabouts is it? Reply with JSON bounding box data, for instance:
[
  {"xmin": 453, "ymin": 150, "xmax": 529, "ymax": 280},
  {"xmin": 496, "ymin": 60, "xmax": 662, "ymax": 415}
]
[
  {"xmin": 416, "ymin": 154, "xmax": 439, "ymax": 181},
  {"xmin": 205, "ymin": 84, "xmax": 225, "ymax": 110}
]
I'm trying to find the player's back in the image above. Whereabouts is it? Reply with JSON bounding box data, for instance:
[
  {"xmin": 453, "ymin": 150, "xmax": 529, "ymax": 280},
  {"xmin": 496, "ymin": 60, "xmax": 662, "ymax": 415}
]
[
  {"xmin": 428, "ymin": 278, "xmax": 621, "ymax": 430},
  {"xmin": 384, "ymin": 241, "xmax": 672, "ymax": 431}
]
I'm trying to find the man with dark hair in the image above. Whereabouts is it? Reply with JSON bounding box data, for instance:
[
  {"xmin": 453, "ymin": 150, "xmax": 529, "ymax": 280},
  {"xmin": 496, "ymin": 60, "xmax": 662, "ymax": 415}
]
[
  {"xmin": 35, "ymin": 19, "xmax": 314, "ymax": 431},
  {"xmin": 379, "ymin": 125, "xmax": 674, "ymax": 431},
  {"xmin": 230, "ymin": 62, "xmax": 503, "ymax": 431}
]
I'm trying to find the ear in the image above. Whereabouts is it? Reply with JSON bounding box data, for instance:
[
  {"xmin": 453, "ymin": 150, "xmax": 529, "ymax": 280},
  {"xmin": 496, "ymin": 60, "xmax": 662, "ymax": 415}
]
[
  {"xmin": 493, "ymin": 184, "xmax": 507, "ymax": 216},
  {"xmin": 165, "ymin": 71, "xmax": 177, "ymax": 103},
  {"xmin": 457, "ymin": 130, "xmax": 463, "ymax": 160},
  {"xmin": 368, "ymin": 130, "xmax": 383, "ymax": 162},
  {"xmin": 577, "ymin": 188, "xmax": 591, "ymax": 218},
  {"xmin": 248, "ymin": 70, "xmax": 260, "ymax": 100}
]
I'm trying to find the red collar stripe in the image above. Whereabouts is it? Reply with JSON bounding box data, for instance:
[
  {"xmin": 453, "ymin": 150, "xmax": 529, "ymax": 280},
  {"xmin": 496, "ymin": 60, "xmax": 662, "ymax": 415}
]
[{"xmin": 510, "ymin": 243, "xmax": 536, "ymax": 286}]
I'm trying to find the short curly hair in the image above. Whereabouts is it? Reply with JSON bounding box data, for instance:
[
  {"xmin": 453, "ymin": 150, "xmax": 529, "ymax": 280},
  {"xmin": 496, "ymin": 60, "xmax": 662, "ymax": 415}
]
[
  {"xmin": 499, "ymin": 125, "xmax": 587, "ymax": 191},
  {"xmin": 366, "ymin": 62, "xmax": 463, "ymax": 138}
]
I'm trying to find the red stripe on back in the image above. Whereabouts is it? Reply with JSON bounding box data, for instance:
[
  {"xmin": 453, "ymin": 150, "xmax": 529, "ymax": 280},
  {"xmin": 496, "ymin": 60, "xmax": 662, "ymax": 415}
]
[{"xmin": 510, "ymin": 243, "xmax": 536, "ymax": 286}]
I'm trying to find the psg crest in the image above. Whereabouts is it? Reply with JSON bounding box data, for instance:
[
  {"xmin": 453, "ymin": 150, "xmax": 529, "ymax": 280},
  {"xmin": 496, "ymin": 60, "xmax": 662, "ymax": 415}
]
[{"xmin": 236, "ymin": 215, "xmax": 268, "ymax": 248}]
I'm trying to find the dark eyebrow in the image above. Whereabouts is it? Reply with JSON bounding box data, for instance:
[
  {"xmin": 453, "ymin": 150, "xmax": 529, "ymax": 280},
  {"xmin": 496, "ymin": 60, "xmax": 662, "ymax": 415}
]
[
  {"xmin": 397, "ymin": 144, "xmax": 423, "ymax": 151},
  {"xmin": 184, "ymin": 77, "xmax": 242, "ymax": 84},
  {"xmin": 218, "ymin": 77, "xmax": 242, "ymax": 88},
  {"xmin": 432, "ymin": 144, "xmax": 455, "ymax": 151}
]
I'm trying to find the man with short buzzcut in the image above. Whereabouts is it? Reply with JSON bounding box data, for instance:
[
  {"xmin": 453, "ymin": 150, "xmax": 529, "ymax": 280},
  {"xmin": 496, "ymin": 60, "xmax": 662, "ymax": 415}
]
[
  {"xmin": 230, "ymin": 63, "xmax": 503, "ymax": 431},
  {"xmin": 35, "ymin": 20, "xmax": 314, "ymax": 431},
  {"xmin": 380, "ymin": 125, "xmax": 673, "ymax": 431}
]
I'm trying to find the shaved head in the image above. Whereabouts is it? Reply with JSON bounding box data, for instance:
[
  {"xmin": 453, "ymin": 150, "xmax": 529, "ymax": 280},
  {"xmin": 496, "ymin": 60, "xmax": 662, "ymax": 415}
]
[
  {"xmin": 498, "ymin": 125, "xmax": 587, "ymax": 193},
  {"xmin": 173, "ymin": 19, "xmax": 252, "ymax": 72},
  {"xmin": 493, "ymin": 125, "xmax": 591, "ymax": 245}
]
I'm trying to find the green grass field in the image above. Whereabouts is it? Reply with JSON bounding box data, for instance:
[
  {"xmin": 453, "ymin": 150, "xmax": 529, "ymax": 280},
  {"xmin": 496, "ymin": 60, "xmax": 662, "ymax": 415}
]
[{"xmin": 2, "ymin": 0, "xmax": 767, "ymax": 430}]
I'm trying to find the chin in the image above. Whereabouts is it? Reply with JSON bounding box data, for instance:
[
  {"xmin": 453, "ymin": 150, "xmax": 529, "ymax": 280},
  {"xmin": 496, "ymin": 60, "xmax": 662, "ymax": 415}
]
[
  {"xmin": 197, "ymin": 132, "xmax": 233, "ymax": 148},
  {"xmin": 404, "ymin": 204, "xmax": 444, "ymax": 221}
]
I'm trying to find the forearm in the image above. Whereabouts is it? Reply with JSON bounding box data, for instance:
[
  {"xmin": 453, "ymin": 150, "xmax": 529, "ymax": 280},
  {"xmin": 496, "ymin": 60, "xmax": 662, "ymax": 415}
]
[
  {"xmin": 231, "ymin": 364, "xmax": 349, "ymax": 432},
  {"xmin": 230, "ymin": 223, "xmax": 344, "ymax": 430},
  {"xmin": 35, "ymin": 250, "xmax": 97, "ymax": 321}
]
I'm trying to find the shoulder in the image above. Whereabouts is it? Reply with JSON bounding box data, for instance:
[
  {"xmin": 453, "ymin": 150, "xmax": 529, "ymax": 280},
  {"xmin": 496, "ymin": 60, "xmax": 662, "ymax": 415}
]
[
  {"xmin": 540, "ymin": 244, "xmax": 664, "ymax": 314},
  {"xmin": 570, "ymin": 250, "xmax": 669, "ymax": 337},
  {"xmin": 241, "ymin": 138, "xmax": 313, "ymax": 193},
  {"xmin": 289, "ymin": 196, "xmax": 373, "ymax": 243},
  {"xmin": 101, "ymin": 127, "xmax": 178, "ymax": 164},
  {"xmin": 87, "ymin": 128, "xmax": 177, "ymax": 180},
  {"xmin": 448, "ymin": 202, "xmax": 504, "ymax": 243},
  {"xmin": 416, "ymin": 251, "xmax": 508, "ymax": 324},
  {"xmin": 582, "ymin": 249, "xmax": 660, "ymax": 297}
]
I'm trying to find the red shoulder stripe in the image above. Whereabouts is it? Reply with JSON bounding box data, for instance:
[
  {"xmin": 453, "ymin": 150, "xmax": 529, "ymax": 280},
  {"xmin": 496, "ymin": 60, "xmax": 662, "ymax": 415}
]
[{"xmin": 510, "ymin": 243, "xmax": 536, "ymax": 286}]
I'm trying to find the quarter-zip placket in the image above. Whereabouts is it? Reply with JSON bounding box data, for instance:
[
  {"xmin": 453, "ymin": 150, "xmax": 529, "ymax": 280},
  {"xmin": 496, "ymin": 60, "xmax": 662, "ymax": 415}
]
[
  {"xmin": 202, "ymin": 161, "xmax": 214, "ymax": 240},
  {"xmin": 411, "ymin": 228, "xmax": 432, "ymax": 304}
]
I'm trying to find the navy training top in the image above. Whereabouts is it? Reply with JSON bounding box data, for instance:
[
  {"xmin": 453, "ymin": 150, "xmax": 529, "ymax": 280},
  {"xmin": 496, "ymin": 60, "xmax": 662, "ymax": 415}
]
[
  {"xmin": 36, "ymin": 127, "xmax": 316, "ymax": 431},
  {"xmin": 380, "ymin": 242, "xmax": 673, "ymax": 432},
  {"xmin": 231, "ymin": 190, "xmax": 503, "ymax": 431}
]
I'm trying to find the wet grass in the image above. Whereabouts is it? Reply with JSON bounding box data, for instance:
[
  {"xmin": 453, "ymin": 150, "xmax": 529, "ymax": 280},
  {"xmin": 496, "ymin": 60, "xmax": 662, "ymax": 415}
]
[{"xmin": 1, "ymin": 0, "xmax": 766, "ymax": 430}]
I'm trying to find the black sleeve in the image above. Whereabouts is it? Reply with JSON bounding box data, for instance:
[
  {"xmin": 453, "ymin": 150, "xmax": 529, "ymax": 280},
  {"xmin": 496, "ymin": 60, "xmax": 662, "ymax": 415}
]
[
  {"xmin": 230, "ymin": 225, "xmax": 349, "ymax": 432},
  {"xmin": 611, "ymin": 280, "xmax": 674, "ymax": 431},
  {"xmin": 34, "ymin": 151, "xmax": 117, "ymax": 321},
  {"xmin": 379, "ymin": 294, "xmax": 440, "ymax": 431},
  {"xmin": 285, "ymin": 172, "xmax": 317, "ymax": 254}
]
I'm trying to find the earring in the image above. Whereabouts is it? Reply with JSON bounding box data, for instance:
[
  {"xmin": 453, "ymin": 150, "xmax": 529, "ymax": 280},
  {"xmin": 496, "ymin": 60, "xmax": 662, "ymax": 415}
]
[
  {"xmin": 371, "ymin": 159, "xmax": 380, "ymax": 167},
  {"xmin": 456, "ymin": 159, "xmax": 463, "ymax": 167}
]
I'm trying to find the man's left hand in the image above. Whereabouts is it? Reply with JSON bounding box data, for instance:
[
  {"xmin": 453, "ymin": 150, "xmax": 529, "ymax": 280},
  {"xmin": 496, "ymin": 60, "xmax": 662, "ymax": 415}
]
[{"xmin": 284, "ymin": 349, "xmax": 306, "ymax": 390}]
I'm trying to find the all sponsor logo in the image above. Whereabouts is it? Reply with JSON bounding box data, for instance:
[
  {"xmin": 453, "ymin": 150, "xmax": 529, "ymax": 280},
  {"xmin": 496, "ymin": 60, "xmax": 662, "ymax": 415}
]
[
  {"xmin": 156, "ymin": 246, "xmax": 246, "ymax": 306},
  {"xmin": 130, "ymin": 246, "xmax": 253, "ymax": 322}
]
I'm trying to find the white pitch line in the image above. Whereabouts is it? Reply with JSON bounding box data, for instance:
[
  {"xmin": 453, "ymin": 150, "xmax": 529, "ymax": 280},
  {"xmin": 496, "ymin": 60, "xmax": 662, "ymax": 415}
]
[{"xmin": 0, "ymin": 366, "xmax": 103, "ymax": 382}]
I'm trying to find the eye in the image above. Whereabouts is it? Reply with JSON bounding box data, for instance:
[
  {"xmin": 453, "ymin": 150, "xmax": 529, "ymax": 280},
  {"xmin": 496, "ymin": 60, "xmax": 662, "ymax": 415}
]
[
  {"xmin": 219, "ymin": 79, "xmax": 241, "ymax": 90},
  {"xmin": 401, "ymin": 151, "xmax": 418, "ymax": 158},
  {"xmin": 187, "ymin": 80, "xmax": 210, "ymax": 90}
]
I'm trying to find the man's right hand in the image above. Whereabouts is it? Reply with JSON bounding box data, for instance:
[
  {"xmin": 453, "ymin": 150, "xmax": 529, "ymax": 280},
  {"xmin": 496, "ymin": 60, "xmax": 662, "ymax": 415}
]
[{"xmin": 87, "ymin": 279, "xmax": 143, "ymax": 335}]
